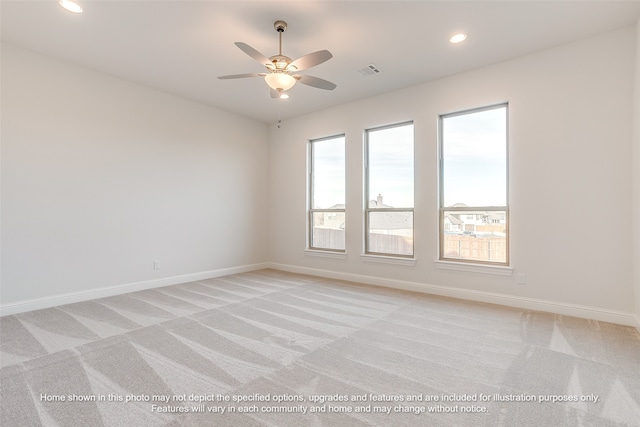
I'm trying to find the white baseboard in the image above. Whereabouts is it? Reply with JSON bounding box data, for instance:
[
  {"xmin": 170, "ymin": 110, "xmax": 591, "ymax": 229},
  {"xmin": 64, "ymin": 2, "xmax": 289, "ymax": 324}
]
[
  {"xmin": 269, "ymin": 263, "xmax": 640, "ymax": 329},
  {"xmin": 3, "ymin": 261, "xmax": 639, "ymax": 332},
  {"xmin": 0, "ymin": 263, "xmax": 270, "ymax": 317}
]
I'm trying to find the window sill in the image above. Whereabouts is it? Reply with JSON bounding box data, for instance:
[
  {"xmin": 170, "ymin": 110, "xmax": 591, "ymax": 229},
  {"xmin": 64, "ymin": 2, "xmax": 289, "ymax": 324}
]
[
  {"xmin": 361, "ymin": 254, "xmax": 417, "ymax": 266},
  {"xmin": 434, "ymin": 260, "xmax": 513, "ymax": 276},
  {"xmin": 304, "ymin": 249, "xmax": 347, "ymax": 260}
]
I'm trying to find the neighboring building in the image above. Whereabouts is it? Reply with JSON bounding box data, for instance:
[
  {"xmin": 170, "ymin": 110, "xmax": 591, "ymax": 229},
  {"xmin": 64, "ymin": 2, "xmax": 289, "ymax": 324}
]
[
  {"xmin": 315, "ymin": 204, "xmax": 345, "ymax": 230},
  {"xmin": 368, "ymin": 194, "xmax": 412, "ymax": 234},
  {"xmin": 444, "ymin": 214, "xmax": 463, "ymax": 232},
  {"xmin": 445, "ymin": 203, "xmax": 506, "ymax": 235}
]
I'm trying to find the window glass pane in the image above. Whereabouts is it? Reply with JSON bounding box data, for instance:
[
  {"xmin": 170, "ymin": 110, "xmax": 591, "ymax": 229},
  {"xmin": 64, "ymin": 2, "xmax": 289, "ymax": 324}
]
[
  {"xmin": 310, "ymin": 135, "xmax": 345, "ymax": 252},
  {"xmin": 367, "ymin": 211, "xmax": 413, "ymax": 256},
  {"xmin": 311, "ymin": 211, "xmax": 345, "ymax": 250},
  {"xmin": 442, "ymin": 210, "xmax": 507, "ymax": 263},
  {"xmin": 312, "ymin": 136, "xmax": 345, "ymax": 209},
  {"xmin": 367, "ymin": 124, "xmax": 414, "ymax": 209},
  {"xmin": 442, "ymin": 107, "xmax": 506, "ymax": 207}
]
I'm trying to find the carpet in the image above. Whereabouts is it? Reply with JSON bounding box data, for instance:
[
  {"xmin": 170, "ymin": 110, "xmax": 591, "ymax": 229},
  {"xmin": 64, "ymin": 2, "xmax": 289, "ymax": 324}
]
[{"xmin": 1, "ymin": 269, "xmax": 639, "ymax": 426}]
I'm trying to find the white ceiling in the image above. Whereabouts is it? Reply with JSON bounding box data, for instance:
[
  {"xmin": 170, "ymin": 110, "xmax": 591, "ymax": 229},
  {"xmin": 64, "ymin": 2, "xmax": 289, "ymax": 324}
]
[{"xmin": 2, "ymin": 1, "xmax": 640, "ymax": 124}]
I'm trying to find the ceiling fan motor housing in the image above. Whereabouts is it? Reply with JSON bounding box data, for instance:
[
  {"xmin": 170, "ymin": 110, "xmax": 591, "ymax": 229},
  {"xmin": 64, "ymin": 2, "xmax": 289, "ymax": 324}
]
[{"xmin": 270, "ymin": 55, "xmax": 293, "ymax": 71}]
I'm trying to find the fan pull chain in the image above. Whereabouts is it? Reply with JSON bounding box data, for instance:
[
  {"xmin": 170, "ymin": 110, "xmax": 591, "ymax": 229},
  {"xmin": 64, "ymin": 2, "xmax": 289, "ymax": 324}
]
[{"xmin": 276, "ymin": 100, "xmax": 283, "ymax": 129}]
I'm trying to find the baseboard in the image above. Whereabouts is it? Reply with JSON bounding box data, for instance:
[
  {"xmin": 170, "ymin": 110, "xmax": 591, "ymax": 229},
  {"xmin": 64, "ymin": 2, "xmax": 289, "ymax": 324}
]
[
  {"xmin": 3, "ymin": 261, "xmax": 638, "ymax": 330},
  {"xmin": 0, "ymin": 262, "xmax": 270, "ymax": 317},
  {"xmin": 269, "ymin": 263, "xmax": 639, "ymax": 328}
]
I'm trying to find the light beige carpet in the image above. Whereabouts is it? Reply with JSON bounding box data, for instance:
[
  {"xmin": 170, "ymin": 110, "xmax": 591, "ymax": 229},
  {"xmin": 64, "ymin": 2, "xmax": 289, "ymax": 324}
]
[{"xmin": 1, "ymin": 269, "xmax": 639, "ymax": 426}]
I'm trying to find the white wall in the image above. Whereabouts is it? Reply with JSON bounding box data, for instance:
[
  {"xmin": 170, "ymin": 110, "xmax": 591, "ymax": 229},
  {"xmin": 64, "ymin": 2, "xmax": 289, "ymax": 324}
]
[
  {"xmin": 269, "ymin": 27, "xmax": 637, "ymax": 320},
  {"xmin": 633, "ymin": 18, "xmax": 640, "ymax": 327},
  {"xmin": 2, "ymin": 26, "xmax": 638, "ymax": 325},
  {"xmin": 1, "ymin": 44, "xmax": 269, "ymax": 307}
]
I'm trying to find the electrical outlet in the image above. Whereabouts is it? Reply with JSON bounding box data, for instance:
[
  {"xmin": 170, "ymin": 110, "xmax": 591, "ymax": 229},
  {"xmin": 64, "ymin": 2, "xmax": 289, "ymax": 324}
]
[
  {"xmin": 153, "ymin": 260, "xmax": 160, "ymax": 270},
  {"xmin": 517, "ymin": 273, "xmax": 526, "ymax": 285}
]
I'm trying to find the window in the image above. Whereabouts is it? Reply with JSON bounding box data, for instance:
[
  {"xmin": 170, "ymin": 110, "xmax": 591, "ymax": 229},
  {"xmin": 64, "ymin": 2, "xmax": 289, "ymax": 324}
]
[
  {"xmin": 439, "ymin": 104, "xmax": 508, "ymax": 265},
  {"xmin": 365, "ymin": 122, "xmax": 414, "ymax": 257},
  {"xmin": 309, "ymin": 135, "xmax": 346, "ymax": 251}
]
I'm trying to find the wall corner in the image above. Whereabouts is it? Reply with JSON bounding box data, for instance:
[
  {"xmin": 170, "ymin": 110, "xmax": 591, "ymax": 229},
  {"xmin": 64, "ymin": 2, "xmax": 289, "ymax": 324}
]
[{"xmin": 632, "ymin": 18, "xmax": 640, "ymax": 331}]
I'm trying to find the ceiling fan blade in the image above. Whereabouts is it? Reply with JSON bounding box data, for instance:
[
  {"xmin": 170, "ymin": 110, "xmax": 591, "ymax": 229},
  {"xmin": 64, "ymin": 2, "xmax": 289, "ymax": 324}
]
[
  {"xmin": 294, "ymin": 74, "xmax": 337, "ymax": 90},
  {"xmin": 234, "ymin": 42, "xmax": 272, "ymax": 67},
  {"xmin": 288, "ymin": 50, "xmax": 332, "ymax": 72},
  {"xmin": 218, "ymin": 73, "xmax": 266, "ymax": 80}
]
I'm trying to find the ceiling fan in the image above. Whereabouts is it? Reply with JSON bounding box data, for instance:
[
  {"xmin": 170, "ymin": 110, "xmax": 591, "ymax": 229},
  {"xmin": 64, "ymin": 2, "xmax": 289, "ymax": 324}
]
[{"xmin": 218, "ymin": 20, "xmax": 336, "ymax": 98}]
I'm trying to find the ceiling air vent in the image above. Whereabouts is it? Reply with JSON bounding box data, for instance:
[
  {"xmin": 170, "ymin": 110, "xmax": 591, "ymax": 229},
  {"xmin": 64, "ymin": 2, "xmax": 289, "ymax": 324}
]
[{"xmin": 356, "ymin": 64, "xmax": 381, "ymax": 77}]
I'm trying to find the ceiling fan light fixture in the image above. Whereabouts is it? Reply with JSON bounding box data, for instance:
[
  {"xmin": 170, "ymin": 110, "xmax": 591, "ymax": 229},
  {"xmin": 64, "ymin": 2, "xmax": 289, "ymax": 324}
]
[
  {"xmin": 265, "ymin": 73, "xmax": 296, "ymax": 91},
  {"xmin": 59, "ymin": 0, "xmax": 83, "ymax": 13}
]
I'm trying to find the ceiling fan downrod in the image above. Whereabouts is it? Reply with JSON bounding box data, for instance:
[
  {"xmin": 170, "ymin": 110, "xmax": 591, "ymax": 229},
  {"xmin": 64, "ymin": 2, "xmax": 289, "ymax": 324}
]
[{"xmin": 274, "ymin": 20, "xmax": 287, "ymax": 56}]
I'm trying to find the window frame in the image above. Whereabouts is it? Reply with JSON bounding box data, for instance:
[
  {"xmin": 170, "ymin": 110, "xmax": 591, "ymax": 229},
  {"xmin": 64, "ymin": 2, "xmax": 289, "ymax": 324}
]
[
  {"xmin": 364, "ymin": 121, "xmax": 415, "ymax": 258},
  {"xmin": 438, "ymin": 103, "xmax": 509, "ymax": 266},
  {"xmin": 308, "ymin": 134, "xmax": 346, "ymax": 252}
]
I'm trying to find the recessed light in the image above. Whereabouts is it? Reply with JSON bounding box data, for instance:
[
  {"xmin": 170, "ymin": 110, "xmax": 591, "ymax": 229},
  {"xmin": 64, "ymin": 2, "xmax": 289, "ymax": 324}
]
[
  {"xmin": 449, "ymin": 33, "xmax": 467, "ymax": 44},
  {"xmin": 59, "ymin": 0, "xmax": 83, "ymax": 14}
]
